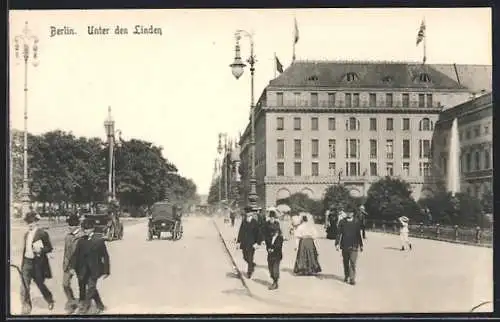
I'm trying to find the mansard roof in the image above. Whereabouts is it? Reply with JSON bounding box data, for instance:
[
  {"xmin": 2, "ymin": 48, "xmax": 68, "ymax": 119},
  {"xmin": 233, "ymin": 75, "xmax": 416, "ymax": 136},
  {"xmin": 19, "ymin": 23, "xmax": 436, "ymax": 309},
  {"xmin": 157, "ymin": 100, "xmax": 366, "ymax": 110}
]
[
  {"xmin": 430, "ymin": 64, "xmax": 492, "ymax": 94},
  {"xmin": 267, "ymin": 60, "xmax": 469, "ymax": 90},
  {"xmin": 437, "ymin": 92, "xmax": 492, "ymax": 122}
]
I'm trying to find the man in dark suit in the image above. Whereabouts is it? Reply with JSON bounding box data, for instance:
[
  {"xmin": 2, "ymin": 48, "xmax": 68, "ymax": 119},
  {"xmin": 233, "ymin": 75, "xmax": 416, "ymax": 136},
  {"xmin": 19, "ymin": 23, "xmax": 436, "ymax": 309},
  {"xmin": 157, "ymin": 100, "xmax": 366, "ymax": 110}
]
[
  {"xmin": 335, "ymin": 211, "xmax": 364, "ymax": 285},
  {"xmin": 72, "ymin": 219, "xmax": 110, "ymax": 314},
  {"xmin": 236, "ymin": 206, "xmax": 261, "ymax": 278},
  {"xmin": 20, "ymin": 210, "xmax": 54, "ymax": 314},
  {"xmin": 265, "ymin": 225, "xmax": 283, "ymax": 290},
  {"xmin": 62, "ymin": 213, "xmax": 84, "ymax": 313}
]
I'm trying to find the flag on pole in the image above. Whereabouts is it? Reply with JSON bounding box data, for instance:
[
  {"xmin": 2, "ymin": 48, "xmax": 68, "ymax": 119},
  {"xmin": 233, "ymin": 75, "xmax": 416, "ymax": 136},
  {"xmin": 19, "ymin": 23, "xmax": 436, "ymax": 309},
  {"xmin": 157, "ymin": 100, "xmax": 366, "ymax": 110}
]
[
  {"xmin": 294, "ymin": 17, "xmax": 299, "ymax": 44},
  {"xmin": 416, "ymin": 20, "xmax": 426, "ymax": 46},
  {"xmin": 276, "ymin": 55, "xmax": 284, "ymax": 73}
]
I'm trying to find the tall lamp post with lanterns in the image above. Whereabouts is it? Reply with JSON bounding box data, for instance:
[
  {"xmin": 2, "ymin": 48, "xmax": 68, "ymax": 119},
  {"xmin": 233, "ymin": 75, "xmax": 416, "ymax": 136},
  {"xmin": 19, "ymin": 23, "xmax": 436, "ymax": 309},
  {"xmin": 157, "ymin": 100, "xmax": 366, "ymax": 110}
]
[
  {"xmin": 104, "ymin": 107, "xmax": 122, "ymax": 202},
  {"xmin": 230, "ymin": 29, "xmax": 258, "ymax": 209},
  {"xmin": 14, "ymin": 21, "xmax": 39, "ymax": 217}
]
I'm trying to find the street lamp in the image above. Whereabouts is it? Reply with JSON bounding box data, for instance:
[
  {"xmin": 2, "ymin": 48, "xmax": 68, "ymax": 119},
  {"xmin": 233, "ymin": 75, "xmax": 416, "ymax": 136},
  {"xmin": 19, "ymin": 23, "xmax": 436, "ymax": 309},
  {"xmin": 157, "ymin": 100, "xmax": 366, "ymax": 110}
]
[
  {"xmin": 230, "ymin": 29, "xmax": 258, "ymax": 208},
  {"xmin": 14, "ymin": 21, "xmax": 39, "ymax": 218},
  {"xmin": 104, "ymin": 106, "xmax": 121, "ymax": 202}
]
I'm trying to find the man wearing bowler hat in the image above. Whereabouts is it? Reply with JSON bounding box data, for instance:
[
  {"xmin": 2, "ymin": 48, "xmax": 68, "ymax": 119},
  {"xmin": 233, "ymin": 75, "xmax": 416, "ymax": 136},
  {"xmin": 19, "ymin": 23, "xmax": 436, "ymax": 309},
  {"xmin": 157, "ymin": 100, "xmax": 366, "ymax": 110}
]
[
  {"xmin": 236, "ymin": 205, "xmax": 261, "ymax": 278},
  {"xmin": 73, "ymin": 218, "xmax": 110, "ymax": 314},
  {"xmin": 62, "ymin": 213, "xmax": 85, "ymax": 313},
  {"xmin": 20, "ymin": 209, "xmax": 55, "ymax": 314}
]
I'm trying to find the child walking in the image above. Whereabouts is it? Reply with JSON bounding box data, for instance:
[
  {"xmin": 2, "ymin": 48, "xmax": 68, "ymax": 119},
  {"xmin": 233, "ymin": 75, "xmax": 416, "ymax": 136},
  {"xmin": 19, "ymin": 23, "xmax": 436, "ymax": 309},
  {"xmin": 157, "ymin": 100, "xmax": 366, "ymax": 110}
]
[
  {"xmin": 399, "ymin": 216, "xmax": 412, "ymax": 251},
  {"xmin": 265, "ymin": 225, "xmax": 283, "ymax": 290}
]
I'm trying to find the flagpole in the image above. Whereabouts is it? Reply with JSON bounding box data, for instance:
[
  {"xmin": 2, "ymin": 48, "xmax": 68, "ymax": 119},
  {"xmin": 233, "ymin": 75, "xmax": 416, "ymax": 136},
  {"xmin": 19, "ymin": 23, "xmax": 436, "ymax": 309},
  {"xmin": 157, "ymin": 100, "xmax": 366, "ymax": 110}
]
[
  {"xmin": 423, "ymin": 18, "xmax": 427, "ymax": 65},
  {"xmin": 274, "ymin": 52, "xmax": 277, "ymax": 78}
]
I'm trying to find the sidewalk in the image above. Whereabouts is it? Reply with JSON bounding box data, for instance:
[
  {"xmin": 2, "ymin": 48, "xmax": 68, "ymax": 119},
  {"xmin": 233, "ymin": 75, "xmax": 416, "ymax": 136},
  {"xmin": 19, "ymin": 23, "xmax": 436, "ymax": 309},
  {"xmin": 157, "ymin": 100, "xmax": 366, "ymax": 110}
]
[{"xmin": 213, "ymin": 216, "xmax": 361, "ymax": 313}]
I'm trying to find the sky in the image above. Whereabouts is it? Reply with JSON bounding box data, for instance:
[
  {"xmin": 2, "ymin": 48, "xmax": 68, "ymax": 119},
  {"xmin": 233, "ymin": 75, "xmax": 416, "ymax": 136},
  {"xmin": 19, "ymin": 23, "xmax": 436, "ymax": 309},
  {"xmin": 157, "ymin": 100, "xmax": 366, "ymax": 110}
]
[{"xmin": 9, "ymin": 8, "xmax": 492, "ymax": 195}]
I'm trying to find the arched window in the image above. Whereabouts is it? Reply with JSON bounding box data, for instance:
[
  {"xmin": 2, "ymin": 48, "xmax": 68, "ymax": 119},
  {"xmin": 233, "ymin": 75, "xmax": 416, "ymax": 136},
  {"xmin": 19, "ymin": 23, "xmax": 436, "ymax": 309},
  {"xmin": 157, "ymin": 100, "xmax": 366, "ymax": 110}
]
[
  {"xmin": 344, "ymin": 72, "xmax": 359, "ymax": 82},
  {"xmin": 345, "ymin": 117, "xmax": 360, "ymax": 131},
  {"xmin": 419, "ymin": 73, "xmax": 432, "ymax": 83},
  {"xmin": 419, "ymin": 118, "xmax": 433, "ymax": 131}
]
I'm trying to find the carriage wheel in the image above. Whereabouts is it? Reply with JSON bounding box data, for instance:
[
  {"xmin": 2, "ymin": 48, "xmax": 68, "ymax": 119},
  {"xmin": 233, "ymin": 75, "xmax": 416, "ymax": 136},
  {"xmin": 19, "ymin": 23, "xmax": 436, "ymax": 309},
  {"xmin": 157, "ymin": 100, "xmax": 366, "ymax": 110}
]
[
  {"xmin": 118, "ymin": 223, "xmax": 124, "ymax": 240},
  {"xmin": 172, "ymin": 222, "xmax": 180, "ymax": 241},
  {"xmin": 178, "ymin": 224, "xmax": 183, "ymax": 239}
]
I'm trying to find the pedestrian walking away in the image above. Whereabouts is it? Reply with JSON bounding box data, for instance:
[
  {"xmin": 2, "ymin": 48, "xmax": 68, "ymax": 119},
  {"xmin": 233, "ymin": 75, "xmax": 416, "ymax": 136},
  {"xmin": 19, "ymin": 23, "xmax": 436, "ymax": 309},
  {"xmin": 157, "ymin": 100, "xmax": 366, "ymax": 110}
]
[
  {"xmin": 336, "ymin": 211, "xmax": 363, "ymax": 285},
  {"xmin": 359, "ymin": 205, "xmax": 368, "ymax": 239},
  {"xmin": 399, "ymin": 216, "xmax": 412, "ymax": 251},
  {"xmin": 62, "ymin": 213, "xmax": 85, "ymax": 314},
  {"xmin": 265, "ymin": 225, "xmax": 283, "ymax": 290},
  {"xmin": 72, "ymin": 219, "xmax": 110, "ymax": 314},
  {"xmin": 19, "ymin": 209, "xmax": 55, "ymax": 315},
  {"xmin": 236, "ymin": 206, "xmax": 261, "ymax": 278},
  {"xmin": 293, "ymin": 214, "xmax": 322, "ymax": 276},
  {"xmin": 325, "ymin": 207, "xmax": 338, "ymax": 240},
  {"xmin": 229, "ymin": 208, "xmax": 236, "ymax": 227}
]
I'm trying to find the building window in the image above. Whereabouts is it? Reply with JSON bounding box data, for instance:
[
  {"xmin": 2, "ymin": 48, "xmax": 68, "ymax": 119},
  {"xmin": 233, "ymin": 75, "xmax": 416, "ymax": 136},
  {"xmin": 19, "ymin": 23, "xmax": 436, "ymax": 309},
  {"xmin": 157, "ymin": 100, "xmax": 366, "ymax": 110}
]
[
  {"xmin": 311, "ymin": 139, "xmax": 319, "ymax": 158},
  {"xmin": 386, "ymin": 140, "xmax": 394, "ymax": 159},
  {"xmin": 276, "ymin": 117, "xmax": 284, "ymax": 130},
  {"xmin": 419, "ymin": 140, "xmax": 431, "ymax": 158},
  {"xmin": 346, "ymin": 117, "xmax": 360, "ymax": 131},
  {"xmin": 418, "ymin": 94, "xmax": 425, "ymax": 107},
  {"xmin": 370, "ymin": 139, "xmax": 377, "ymax": 158},
  {"xmin": 475, "ymin": 151, "xmax": 481, "ymax": 170},
  {"xmin": 353, "ymin": 93, "xmax": 360, "ymax": 107},
  {"xmin": 312, "ymin": 162, "xmax": 319, "ymax": 176},
  {"xmin": 419, "ymin": 118, "xmax": 433, "ymax": 131},
  {"xmin": 328, "ymin": 139, "xmax": 336, "ymax": 159},
  {"xmin": 311, "ymin": 117, "xmax": 319, "ymax": 131},
  {"xmin": 294, "ymin": 93, "xmax": 301, "ymax": 106},
  {"xmin": 370, "ymin": 118, "xmax": 377, "ymax": 131},
  {"xmin": 345, "ymin": 72, "xmax": 359, "ymax": 82},
  {"xmin": 294, "ymin": 117, "xmax": 301, "ymax": 130},
  {"xmin": 328, "ymin": 162, "xmax": 336, "ymax": 175},
  {"xmin": 474, "ymin": 126, "xmax": 480, "ymax": 137},
  {"xmin": 386, "ymin": 93, "xmax": 393, "ymax": 107},
  {"xmin": 386, "ymin": 162, "xmax": 394, "ymax": 176},
  {"xmin": 276, "ymin": 92, "xmax": 283, "ymax": 106},
  {"xmin": 442, "ymin": 156, "xmax": 447, "ymax": 176},
  {"xmin": 419, "ymin": 162, "xmax": 431, "ymax": 177},
  {"xmin": 370, "ymin": 162, "xmax": 377, "ymax": 176},
  {"xmin": 328, "ymin": 93, "xmax": 336, "ymax": 107},
  {"xmin": 294, "ymin": 139, "xmax": 301, "ymax": 158},
  {"xmin": 369, "ymin": 93, "xmax": 376, "ymax": 107},
  {"xmin": 386, "ymin": 118, "xmax": 394, "ymax": 131},
  {"xmin": 402, "ymin": 162, "xmax": 410, "ymax": 176},
  {"xmin": 484, "ymin": 124, "xmax": 490, "ymax": 135},
  {"xmin": 277, "ymin": 139, "xmax": 284, "ymax": 159},
  {"xmin": 402, "ymin": 118, "xmax": 410, "ymax": 131},
  {"xmin": 277, "ymin": 162, "xmax": 284, "ymax": 176},
  {"xmin": 402, "ymin": 93, "xmax": 409, "ymax": 107},
  {"xmin": 466, "ymin": 130, "xmax": 471, "ymax": 140},
  {"xmin": 345, "ymin": 93, "xmax": 352, "ymax": 108},
  {"xmin": 294, "ymin": 162, "xmax": 302, "ymax": 176},
  {"xmin": 346, "ymin": 139, "xmax": 360, "ymax": 159},
  {"xmin": 310, "ymin": 93, "xmax": 318, "ymax": 106},
  {"xmin": 485, "ymin": 150, "xmax": 490, "ymax": 169},
  {"xmin": 403, "ymin": 140, "xmax": 410, "ymax": 159},
  {"xmin": 466, "ymin": 153, "xmax": 471, "ymax": 172},
  {"xmin": 346, "ymin": 162, "xmax": 360, "ymax": 176},
  {"xmin": 426, "ymin": 94, "xmax": 433, "ymax": 107},
  {"xmin": 328, "ymin": 117, "xmax": 336, "ymax": 130}
]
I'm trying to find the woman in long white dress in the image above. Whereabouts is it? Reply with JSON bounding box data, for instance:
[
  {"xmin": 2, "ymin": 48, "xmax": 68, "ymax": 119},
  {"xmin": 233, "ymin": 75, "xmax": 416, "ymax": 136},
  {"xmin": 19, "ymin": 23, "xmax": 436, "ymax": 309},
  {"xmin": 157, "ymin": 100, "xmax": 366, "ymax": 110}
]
[{"xmin": 293, "ymin": 214, "xmax": 322, "ymax": 275}]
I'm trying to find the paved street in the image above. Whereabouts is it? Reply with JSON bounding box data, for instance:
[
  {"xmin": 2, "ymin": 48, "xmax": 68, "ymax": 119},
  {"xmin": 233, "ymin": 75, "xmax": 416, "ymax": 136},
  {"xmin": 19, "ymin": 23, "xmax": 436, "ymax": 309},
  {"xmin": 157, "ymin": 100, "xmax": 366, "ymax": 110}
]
[
  {"xmin": 10, "ymin": 215, "xmax": 308, "ymax": 315},
  {"xmin": 215, "ymin": 216, "xmax": 493, "ymax": 313},
  {"xmin": 10, "ymin": 214, "xmax": 493, "ymax": 314}
]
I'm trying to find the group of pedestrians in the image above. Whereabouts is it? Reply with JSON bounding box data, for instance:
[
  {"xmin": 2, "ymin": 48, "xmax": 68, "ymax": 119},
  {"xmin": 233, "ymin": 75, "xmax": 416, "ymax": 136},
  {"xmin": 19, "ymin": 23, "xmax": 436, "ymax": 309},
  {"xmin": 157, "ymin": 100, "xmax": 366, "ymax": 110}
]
[{"xmin": 18, "ymin": 208, "xmax": 110, "ymax": 315}]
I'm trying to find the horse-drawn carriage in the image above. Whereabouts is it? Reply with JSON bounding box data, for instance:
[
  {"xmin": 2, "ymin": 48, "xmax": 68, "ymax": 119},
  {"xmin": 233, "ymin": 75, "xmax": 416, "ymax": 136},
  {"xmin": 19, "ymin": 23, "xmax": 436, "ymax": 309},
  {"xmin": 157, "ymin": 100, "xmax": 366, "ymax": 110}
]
[{"xmin": 147, "ymin": 201, "xmax": 183, "ymax": 241}]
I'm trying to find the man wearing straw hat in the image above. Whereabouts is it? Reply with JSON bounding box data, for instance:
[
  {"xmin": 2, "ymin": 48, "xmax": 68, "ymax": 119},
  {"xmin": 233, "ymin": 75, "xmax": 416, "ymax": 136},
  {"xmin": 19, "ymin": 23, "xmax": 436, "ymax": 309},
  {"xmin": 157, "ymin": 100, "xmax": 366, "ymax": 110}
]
[
  {"xmin": 20, "ymin": 208, "xmax": 55, "ymax": 314},
  {"xmin": 398, "ymin": 216, "xmax": 412, "ymax": 251}
]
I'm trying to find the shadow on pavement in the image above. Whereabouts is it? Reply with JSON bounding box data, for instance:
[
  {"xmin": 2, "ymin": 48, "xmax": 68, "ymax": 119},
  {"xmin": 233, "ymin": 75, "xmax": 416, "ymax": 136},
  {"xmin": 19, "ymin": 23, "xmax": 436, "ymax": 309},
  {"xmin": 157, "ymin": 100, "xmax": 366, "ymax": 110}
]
[
  {"xmin": 252, "ymin": 278, "xmax": 272, "ymax": 288},
  {"xmin": 221, "ymin": 288, "xmax": 250, "ymax": 297},
  {"xmin": 384, "ymin": 246, "xmax": 403, "ymax": 251},
  {"xmin": 225, "ymin": 272, "xmax": 240, "ymax": 279},
  {"xmin": 315, "ymin": 273, "xmax": 345, "ymax": 283}
]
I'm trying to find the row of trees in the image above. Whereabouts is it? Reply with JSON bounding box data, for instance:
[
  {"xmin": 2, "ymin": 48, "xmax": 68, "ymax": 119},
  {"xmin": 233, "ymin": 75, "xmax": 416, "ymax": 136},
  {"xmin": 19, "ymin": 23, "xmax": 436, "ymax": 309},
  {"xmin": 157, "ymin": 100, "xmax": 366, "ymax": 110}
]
[
  {"xmin": 11, "ymin": 130, "xmax": 199, "ymax": 216},
  {"xmin": 276, "ymin": 177, "xmax": 492, "ymax": 228}
]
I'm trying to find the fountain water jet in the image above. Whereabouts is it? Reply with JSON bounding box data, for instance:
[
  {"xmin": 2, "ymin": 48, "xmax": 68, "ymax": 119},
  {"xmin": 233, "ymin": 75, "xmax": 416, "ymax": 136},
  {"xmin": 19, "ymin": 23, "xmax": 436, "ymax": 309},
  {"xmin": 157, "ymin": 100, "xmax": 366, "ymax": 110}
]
[{"xmin": 447, "ymin": 118, "xmax": 460, "ymax": 195}]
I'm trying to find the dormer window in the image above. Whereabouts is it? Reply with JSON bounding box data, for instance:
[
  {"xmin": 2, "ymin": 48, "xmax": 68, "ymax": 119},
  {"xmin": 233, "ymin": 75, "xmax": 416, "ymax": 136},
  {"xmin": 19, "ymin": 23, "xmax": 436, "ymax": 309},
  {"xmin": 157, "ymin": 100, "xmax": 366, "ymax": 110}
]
[
  {"xmin": 344, "ymin": 72, "xmax": 359, "ymax": 82},
  {"xmin": 307, "ymin": 75, "xmax": 319, "ymax": 81},
  {"xmin": 417, "ymin": 73, "xmax": 432, "ymax": 83}
]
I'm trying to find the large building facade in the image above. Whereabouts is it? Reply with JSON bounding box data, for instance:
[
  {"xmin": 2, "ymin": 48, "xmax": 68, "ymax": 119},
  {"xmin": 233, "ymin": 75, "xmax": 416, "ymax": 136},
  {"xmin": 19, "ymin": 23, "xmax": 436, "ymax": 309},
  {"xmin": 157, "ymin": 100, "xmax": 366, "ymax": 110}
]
[
  {"xmin": 238, "ymin": 61, "xmax": 491, "ymax": 208},
  {"xmin": 429, "ymin": 92, "xmax": 492, "ymax": 199}
]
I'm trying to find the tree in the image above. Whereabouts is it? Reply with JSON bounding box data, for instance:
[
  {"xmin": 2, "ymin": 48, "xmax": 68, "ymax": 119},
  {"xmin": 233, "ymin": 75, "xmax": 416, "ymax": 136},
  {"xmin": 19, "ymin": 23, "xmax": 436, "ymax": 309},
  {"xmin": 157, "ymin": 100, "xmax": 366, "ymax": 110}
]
[
  {"xmin": 207, "ymin": 176, "xmax": 221, "ymax": 205},
  {"xmin": 481, "ymin": 188, "xmax": 493, "ymax": 214},
  {"xmin": 365, "ymin": 177, "xmax": 420, "ymax": 221},
  {"xmin": 322, "ymin": 184, "xmax": 358, "ymax": 214},
  {"xmin": 277, "ymin": 193, "xmax": 323, "ymax": 222}
]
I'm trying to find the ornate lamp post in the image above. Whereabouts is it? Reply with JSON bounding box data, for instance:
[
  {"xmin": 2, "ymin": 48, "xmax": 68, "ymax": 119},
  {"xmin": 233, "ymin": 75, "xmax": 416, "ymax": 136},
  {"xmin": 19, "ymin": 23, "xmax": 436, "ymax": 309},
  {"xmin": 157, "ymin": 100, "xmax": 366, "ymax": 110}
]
[
  {"xmin": 230, "ymin": 29, "xmax": 258, "ymax": 208},
  {"xmin": 103, "ymin": 107, "xmax": 121, "ymax": 202},
  {"xmin": 14, "ymin": 21, "xmax": 39, "ymax": 217}
]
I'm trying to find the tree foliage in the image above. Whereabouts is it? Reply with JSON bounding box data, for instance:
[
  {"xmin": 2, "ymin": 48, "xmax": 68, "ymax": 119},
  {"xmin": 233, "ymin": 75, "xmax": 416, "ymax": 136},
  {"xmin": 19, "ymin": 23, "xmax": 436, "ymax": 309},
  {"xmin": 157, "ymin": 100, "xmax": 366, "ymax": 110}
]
[
  {"xmin": 322, "ymin": 184, "xmax": 358, "ymax": 214},
  {"xmin": 11, "ymin": 130, "xmax": 199, "ymax": 212},
  {"xmin": 277, "ymin": 193, "xmax": 323, "ymax": 220},
  {"xmin": 365, "ymin": 177, "xmax": 420, "ymax": 221}
]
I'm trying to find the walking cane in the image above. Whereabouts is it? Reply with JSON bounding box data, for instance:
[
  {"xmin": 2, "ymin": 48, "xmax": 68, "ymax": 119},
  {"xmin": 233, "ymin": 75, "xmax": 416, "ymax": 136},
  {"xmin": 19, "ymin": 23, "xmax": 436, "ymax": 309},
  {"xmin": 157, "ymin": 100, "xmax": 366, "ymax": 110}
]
[{"xmin": 10, "ymin": 264, "xmax": 28, "ymax": 297}]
